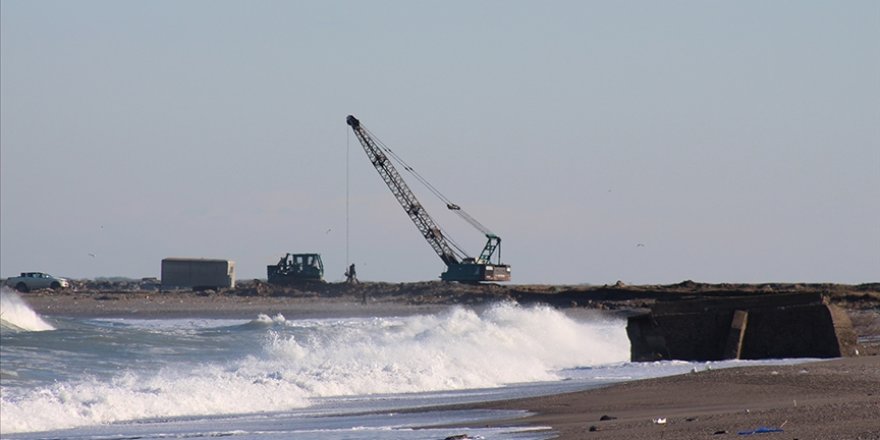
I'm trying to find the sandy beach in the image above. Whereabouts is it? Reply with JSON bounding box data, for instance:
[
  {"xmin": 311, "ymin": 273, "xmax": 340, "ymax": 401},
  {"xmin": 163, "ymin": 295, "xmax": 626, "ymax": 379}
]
[
  {"xmin": 12, "ymin": 285, "xmax": 880, "ymax": 439},
  {"xmin": 478, "ymin": 356, "xmax": 880, "ymax": 439}
]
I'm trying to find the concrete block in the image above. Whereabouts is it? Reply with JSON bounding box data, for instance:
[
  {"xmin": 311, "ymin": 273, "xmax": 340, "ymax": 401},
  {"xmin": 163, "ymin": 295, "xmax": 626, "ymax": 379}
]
[{"xmin": 627, "ymin": 293, "xmax": 858, "ymax": 362}]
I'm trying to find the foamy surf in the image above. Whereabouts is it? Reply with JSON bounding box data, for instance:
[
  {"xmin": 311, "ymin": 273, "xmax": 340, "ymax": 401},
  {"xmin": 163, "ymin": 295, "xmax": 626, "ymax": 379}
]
[
  {"xmin": 0, "ymin": 303, "xmax": 628, "ymax": 434},
  {"xmin": 0, "ymin": 287, "xmax": 54, "ymax": 332},
  {"xmin": 260, "ymin": 304, "xmax": 629, "ymax": 395}
]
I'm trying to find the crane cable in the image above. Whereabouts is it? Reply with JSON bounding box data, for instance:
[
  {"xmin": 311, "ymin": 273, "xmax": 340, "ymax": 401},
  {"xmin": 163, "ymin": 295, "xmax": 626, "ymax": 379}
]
[
  {"xmin": 363, "ymin": 127, "xmax": 496, "ymax": 238},
  {"xmin": 363, "ymin": 127, "xmax": 477, "ymax": 259}
]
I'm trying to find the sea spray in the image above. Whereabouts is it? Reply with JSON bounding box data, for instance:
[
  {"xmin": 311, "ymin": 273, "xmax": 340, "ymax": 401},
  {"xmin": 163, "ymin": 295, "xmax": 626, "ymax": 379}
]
[
  {"xmin": 258, "ymin": 304, "xmax": 629, "ymax": 395},
  {"xmin": 0, "ymin": 303, "xmax": 629, "ymax": 434},
  {"xmin": 0, "ymin": 287, "xmax": 54, "ymax": 332}
]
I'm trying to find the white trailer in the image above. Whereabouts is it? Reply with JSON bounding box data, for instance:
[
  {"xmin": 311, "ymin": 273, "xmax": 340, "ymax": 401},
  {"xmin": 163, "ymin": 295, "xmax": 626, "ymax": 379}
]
[{"xmin": 161, "ymin": 258, "xmax": 235, "ymax": 290}]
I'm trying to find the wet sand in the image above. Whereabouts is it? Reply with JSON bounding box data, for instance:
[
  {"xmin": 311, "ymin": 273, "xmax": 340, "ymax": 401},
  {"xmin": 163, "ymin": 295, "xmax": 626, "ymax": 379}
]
[{"xmin": 14, "ymin": 288, "xmax": 880, "ymax": 439}]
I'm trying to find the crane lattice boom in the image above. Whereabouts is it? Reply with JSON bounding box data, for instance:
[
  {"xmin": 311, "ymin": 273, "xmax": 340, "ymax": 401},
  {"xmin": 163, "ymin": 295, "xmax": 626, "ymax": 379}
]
[{"xmin": 347, "ymin": 115, "xmax": 459, "ymax": 266}]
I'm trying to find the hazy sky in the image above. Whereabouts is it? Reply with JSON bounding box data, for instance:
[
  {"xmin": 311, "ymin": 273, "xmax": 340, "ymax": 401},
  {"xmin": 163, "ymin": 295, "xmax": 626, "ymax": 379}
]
[{"xmin": 2, "ymin": 1, "xmax": 878, "ymax": 284}]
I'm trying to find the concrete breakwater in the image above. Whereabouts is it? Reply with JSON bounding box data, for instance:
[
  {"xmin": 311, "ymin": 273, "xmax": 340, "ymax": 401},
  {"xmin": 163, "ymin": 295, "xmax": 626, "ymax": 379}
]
[{"xmin": 626, "ymin": 292, "xmax": 859, "ymax": 361}]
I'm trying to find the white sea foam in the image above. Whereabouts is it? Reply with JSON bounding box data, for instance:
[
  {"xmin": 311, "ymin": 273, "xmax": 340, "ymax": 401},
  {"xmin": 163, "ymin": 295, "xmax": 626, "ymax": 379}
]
[
  {"xmin": 0, "ymin": 303, "xmax": 629, "ymax": 433},
  {"xmin": 1, "ymin": 366, "xmax": 312, "ymax": 433},
  {"xmin": 0, "ymin": 287, "xmax": 55, "ymax": 332},
  {"xmin": 259, "ymin": 304, "xmax": 629, "ymax": 395}
]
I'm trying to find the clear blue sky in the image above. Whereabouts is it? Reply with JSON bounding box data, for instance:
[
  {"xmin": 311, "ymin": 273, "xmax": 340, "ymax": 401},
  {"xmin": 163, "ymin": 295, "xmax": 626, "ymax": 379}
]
[{"xmin": 2, "ymin": 1, "xmax": 878, "ymax": 284}]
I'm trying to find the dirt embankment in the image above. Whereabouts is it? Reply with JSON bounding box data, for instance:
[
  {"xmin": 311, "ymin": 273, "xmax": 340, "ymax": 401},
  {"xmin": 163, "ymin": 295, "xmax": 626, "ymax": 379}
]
[
  {"xmin": 16, "ymin": 278, "xmax": 880, "ymax": 313},
  {"xmin": 191, "ymin": 279, "xmax": 880, "ymax": 309}
]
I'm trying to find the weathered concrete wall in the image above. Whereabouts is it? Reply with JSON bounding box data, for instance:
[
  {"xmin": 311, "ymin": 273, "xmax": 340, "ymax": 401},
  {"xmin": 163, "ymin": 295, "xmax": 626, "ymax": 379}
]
[{"xmin": 626, "ymin": 293, "xmax": 859, "ymax": 362}]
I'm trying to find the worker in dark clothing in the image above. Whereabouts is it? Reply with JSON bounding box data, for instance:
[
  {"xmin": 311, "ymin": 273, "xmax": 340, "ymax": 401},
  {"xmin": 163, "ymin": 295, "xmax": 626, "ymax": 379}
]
[{"xmin": 345, "ymin": 263, "xmax": 358, "ymax": 284}]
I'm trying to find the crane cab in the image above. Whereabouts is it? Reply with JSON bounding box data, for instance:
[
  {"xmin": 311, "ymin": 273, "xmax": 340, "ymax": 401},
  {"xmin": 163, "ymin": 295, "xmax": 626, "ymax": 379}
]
[{"xmin": 441, "ymin": 260, "xmax": 511, "ymax": 283}]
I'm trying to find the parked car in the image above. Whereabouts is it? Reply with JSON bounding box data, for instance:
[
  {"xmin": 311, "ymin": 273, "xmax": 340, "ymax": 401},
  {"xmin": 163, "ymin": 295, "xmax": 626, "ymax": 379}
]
[{"xmin": 4, "ymin": 272, "xmax": 70, "ymax": 292}]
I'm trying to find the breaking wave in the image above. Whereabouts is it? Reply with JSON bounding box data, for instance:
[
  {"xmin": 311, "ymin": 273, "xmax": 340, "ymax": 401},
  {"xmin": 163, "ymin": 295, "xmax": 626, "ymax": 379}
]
[
  {"xmin": 0, "ymin": 287, "xmax": 55, "ymax": 332},
  {"xmin": 0, "ymin": 303, "xmax": 628, "ymax": 433}
]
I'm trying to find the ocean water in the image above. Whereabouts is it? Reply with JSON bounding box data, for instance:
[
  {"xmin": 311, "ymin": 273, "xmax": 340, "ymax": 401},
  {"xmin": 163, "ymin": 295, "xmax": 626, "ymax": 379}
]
[{"xmin": 0, "ymin": 289, "xmax": 808, "ymax": 439}]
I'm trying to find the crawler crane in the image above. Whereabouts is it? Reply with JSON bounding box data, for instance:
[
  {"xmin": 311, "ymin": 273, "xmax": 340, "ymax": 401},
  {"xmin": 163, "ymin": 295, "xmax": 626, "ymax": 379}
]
[{"xmin": 346, "ymin": 115, "xmax": 511, "ymax": 282}]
